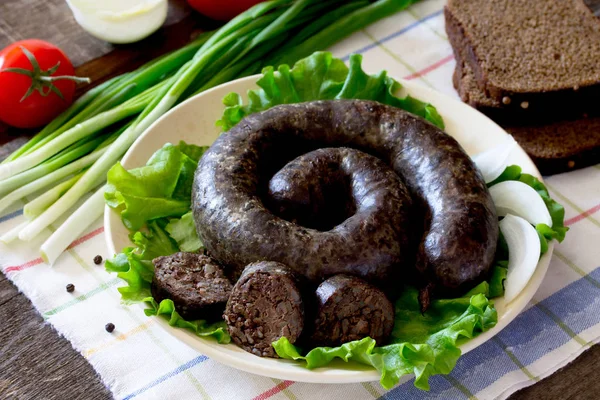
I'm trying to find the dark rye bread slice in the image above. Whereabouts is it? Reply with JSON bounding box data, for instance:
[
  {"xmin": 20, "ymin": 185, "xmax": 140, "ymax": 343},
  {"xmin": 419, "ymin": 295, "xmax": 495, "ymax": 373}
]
[
  {"xmin": 445, "ymin": 0, "xmax": 600, "ymax": 122},
  {"xmin": 506, "ymin": 119, "xmax": 600, "ymax": 175},
  {"xmin": 446, "ymin": 0, "xmax": 600, "ymax": 96},
  {"xmin": 454, "ymin": 51, "xmax": 600, "ymax": 175}
]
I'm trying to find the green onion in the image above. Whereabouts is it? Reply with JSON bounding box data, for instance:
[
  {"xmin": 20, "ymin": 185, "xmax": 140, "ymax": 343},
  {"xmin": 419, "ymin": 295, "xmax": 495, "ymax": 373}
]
[
  {"xmin": 0, "ymin": 81, "xmax": 166, "ymax": 180},
  {"xmin": 0, "ymin": 145, "xmax": 109, "ymax": 216},
  {"xmin": 0, "ymin": 134, "xmax": 107, "ymax": 196},
  {"xmin": 40, "ymin": 186, "xmax": 106, "ymax": 264},
  {"xmin": 0, "ymin": 220, "xmax": 30, "ymax": 244},
  {"xmin": 23, "ymin": 172, "xmax": 84, "ymax": 219}
]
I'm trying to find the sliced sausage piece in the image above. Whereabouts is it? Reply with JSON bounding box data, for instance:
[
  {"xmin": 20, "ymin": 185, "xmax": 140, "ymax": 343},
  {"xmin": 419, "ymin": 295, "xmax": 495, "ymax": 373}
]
[
  {"xmin": 151, "ymin": 252, "xmax": 232, "ymax": 321},
  {"xmin": 311, "ymin": 274, "xmax": 394, "ymax": 347},
  {"xmin": 223, "ymin": 261, "xmax": 304, "ymax": 358}
]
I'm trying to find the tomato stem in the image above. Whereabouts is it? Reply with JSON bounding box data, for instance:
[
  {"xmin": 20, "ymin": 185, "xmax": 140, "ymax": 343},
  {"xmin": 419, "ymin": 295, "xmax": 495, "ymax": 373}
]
[{"xmin": 0, "ymin": 46, "xmax": 90, "ymax": 102}]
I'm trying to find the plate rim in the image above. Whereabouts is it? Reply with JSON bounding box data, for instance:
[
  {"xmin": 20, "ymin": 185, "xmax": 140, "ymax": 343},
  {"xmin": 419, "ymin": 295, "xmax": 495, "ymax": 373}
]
[{"xmin": 103, "ymin": 74, "xmax": 553, "ymax": 384}]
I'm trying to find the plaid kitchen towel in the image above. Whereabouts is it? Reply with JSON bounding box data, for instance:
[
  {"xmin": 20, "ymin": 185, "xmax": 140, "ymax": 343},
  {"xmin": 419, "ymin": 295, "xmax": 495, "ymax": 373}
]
[{"xmin": 2, "ymin": 1, "xmax": 600, "ymax": 399}]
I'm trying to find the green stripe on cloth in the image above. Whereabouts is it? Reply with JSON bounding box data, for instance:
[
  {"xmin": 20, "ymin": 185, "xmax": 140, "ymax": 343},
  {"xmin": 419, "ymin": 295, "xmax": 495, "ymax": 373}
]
[
  {"xmin": 407, "ymin": 9, "xmax": 448, "ymax": 40},
  {"xmin": 360, "ymin": 30, "xmax": 436, "ymax": 89},
  {"xmin": 533, "ymin": 302, "xmax": 587, "ymax": 346},
  {"xmin": 554, "ymin": 250, "xmax": 600, "ymax": 289},
  {"xmin": 43, "ymin": 278, "xmax": 121, "ymax": 317},
  {"xmin": 492, "ymin": 336, "xmax": 539, "ymax": 382},
  {"xmin": 444, "ymin": 375, "xmax": 478, "ymax": 400},
  {"xmin": 361, "ymin": 382, "xmax": 381, "ymax": 398},
  {"xmin": 545, "ymin": 183, "xmax": 600, "ymax": 228},
  {"xmin": 270, "ymin": 379, "xmax": 297, "ymax": 400}
]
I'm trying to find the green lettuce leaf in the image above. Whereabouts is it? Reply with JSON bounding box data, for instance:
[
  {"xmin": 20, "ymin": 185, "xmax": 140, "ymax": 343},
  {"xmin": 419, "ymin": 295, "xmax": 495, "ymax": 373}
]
[
  {"xmin": 216, "ymin": 51, "xmax": 444, "ymax": 132},
  {"xmin": 488, "ymin": 261, "xmax": 508, "ymax": 298},
  {"xmin": 274, "ymin": 286, "xmax": 496, "ymax": 390},
  {"xmin": 165, "ymin": 211, "xmax": 203, "ymax": 252},
  {"xmin": 144, "ymin": 297, "xmax": 230, "ymax": 344},
  {"xmin": 518, "ymin": 173, "xmax": 568, "ymax": 243},
  {"xmin": 105, "ymin": 247, "xmax": 153, "ymax": 303},
  {"xmin": 105, "ymin": 220, "xmax": 178, "ymax": 303},
  {"xmin": 176, "ymin": 140, "xmax": 208, "ymax": 163},
  {"xmin": 536, "ymin": 223, "xmax": 564, "ymax": 255},
  {"xmin": 105, "ymin": 142, "xmax": 207, "ymax": 230},
  {"xmin": 131, "ymin": 220, "xmax": 179, "ymax": 261}
]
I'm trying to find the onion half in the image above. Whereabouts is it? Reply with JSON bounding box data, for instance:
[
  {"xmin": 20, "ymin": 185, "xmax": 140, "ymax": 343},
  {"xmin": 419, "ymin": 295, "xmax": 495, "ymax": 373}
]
[{"xmin": 67, "ymin": 0, "xmax": 168, "ymax": 44}]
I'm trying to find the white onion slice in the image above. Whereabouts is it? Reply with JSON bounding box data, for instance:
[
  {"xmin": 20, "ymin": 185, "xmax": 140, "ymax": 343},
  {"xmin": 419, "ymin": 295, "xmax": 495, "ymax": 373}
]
[
  {"xmin": 500, "ymin": 214, "xmax": 541, "ymax": 304},
  {"xmin": 489, "ymin": 180, "xmax": 552, "ymax": 226},
  {"xmin": 472, "ymin": 135, "xmax": 517, "ymax": 183}
]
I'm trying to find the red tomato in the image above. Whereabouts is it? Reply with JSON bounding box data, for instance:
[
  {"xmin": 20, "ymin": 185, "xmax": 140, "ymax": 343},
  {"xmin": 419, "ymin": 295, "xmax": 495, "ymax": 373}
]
[
  {"xmin": 0, "ymin": 40, "xmax": 87, "ymax": 129},
  {"xmin": 187, "ymin": 0, "xmax": 265, "ymax": 21}
]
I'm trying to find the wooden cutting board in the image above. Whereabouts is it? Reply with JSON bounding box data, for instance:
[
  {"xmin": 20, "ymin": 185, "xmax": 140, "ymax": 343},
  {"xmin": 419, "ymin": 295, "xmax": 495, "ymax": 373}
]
[{"xmin": 0, "ymin": 0, "xmax": 219, "ymax": 144}]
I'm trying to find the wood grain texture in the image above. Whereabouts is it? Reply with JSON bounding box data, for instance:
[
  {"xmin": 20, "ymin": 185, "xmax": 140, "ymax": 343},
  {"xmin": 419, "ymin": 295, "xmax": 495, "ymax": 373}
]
[
  {"xmin": 511, "ymin": 345, "xmax": 600, "ymax": 400},
  {"xmin": 0, "ymin": 0, "xmax": 113, "ymax": 66},
  {"xmin": 0, "ymin": 285, "xmax": 112, "ymax": 400},
  {"xmin": 1, "ymin": 1, "xmax": 599, "ymax": 399}
]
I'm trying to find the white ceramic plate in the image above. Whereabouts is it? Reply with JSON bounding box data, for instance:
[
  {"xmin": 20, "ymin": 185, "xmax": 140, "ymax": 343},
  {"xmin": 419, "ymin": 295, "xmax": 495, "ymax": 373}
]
[{"xmin": 104, "ymin": 75, "xmax": 553, "ymax": 384}]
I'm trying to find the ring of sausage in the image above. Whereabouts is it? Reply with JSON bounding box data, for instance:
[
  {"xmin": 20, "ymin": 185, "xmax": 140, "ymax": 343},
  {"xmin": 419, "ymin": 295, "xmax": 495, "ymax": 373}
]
[
  {"xmin": 192, "ymin": 99, "xmax": 498, "ymax": 296},
  {"xmin": 264, "ymin": 146, "xmax": 414, "ymax": 287}
]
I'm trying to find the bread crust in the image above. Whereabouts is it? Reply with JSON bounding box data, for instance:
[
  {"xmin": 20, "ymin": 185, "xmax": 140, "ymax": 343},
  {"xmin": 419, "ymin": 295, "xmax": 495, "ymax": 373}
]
[
  {"xmin": 448, "ymin": 5, "xmax": 600, "ymax": 175},
  {"xmin": 445, "ymin": 0, "xmax": 600, "ymax": 122}
]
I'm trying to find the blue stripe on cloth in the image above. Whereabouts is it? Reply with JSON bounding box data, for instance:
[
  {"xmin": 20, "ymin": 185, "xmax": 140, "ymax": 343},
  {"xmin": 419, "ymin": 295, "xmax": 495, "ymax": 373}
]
[
  {"xmin": 342, "ymin": 9, "xmax": 444, "ymax": 61},
  {"xmin": 445, "ymin": 339, "xmax": 516, "ymax": 394},
  {"xmin": 496, "ymin": 306, "xmax": 571, "ymax": 366},
  {"xmin": 536, "ymin": 267, "xmax": 600, "ymax": 337},
  {"xmin": 381, "ymin": 266, "xmax": 600, "ymax": 399},
  {"xmin": 0, "ymin": 209, "xmax": 23, "ymax": 224},
  {"xmin": 122, "ymin": 355, "xmax": 208, "ymax": 400}
]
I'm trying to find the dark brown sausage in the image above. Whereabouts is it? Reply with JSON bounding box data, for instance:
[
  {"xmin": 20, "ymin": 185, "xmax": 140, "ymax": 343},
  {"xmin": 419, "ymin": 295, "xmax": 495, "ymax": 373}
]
[
  {"xmin": 311, "ymin": 274, "xmax": 395, "ymax": 347},
  {"xmin": 151, "ymin": 252, "xmax": 232, "ymax": 321},
  {"xmin": 265, "ymin": 146, "xmax": 414, "ymax": 287},
  {"xmin": 223, "ymin": 261, "xmax": 304, "ymax": 358},
  {"xmin": 267, "ymin": 147, "xmax": 361, "ymax": 231},
  {"xmin": 192, "ymin": 100, "xmax": 498, "ymax": 296}
]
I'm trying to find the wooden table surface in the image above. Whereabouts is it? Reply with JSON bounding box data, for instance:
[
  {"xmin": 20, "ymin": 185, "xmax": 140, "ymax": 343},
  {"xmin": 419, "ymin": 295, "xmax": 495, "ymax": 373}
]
[{"xmin": 1, "ymin": 1, "xmax": 599, "ymax": 399}]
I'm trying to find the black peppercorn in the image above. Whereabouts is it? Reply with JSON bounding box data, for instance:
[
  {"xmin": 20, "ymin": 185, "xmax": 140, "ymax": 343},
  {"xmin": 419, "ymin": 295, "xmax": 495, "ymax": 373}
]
[
  {"xmin": 66, "ymin": 283, "xmax": 75, "ymax": 293},
  {"xmin": 93, "ymin": 255, "xmax": 103, "ymax": 265},
  {"xmin": 105, "ymin": 323, "xmax": 115, "ymax": 333}
]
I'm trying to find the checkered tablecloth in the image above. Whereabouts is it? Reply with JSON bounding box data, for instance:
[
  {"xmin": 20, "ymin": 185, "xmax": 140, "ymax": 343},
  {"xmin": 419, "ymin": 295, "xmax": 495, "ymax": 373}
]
[{"xmin": 2, "ymin": 1, "xmax": 600, "ymax": 399}]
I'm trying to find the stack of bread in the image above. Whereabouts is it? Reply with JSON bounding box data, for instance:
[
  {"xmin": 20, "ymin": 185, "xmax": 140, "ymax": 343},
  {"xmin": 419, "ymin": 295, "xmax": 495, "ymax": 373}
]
[{"xmin": 445, "ymin": 0, "xmax": 600, "ymax": 174}]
